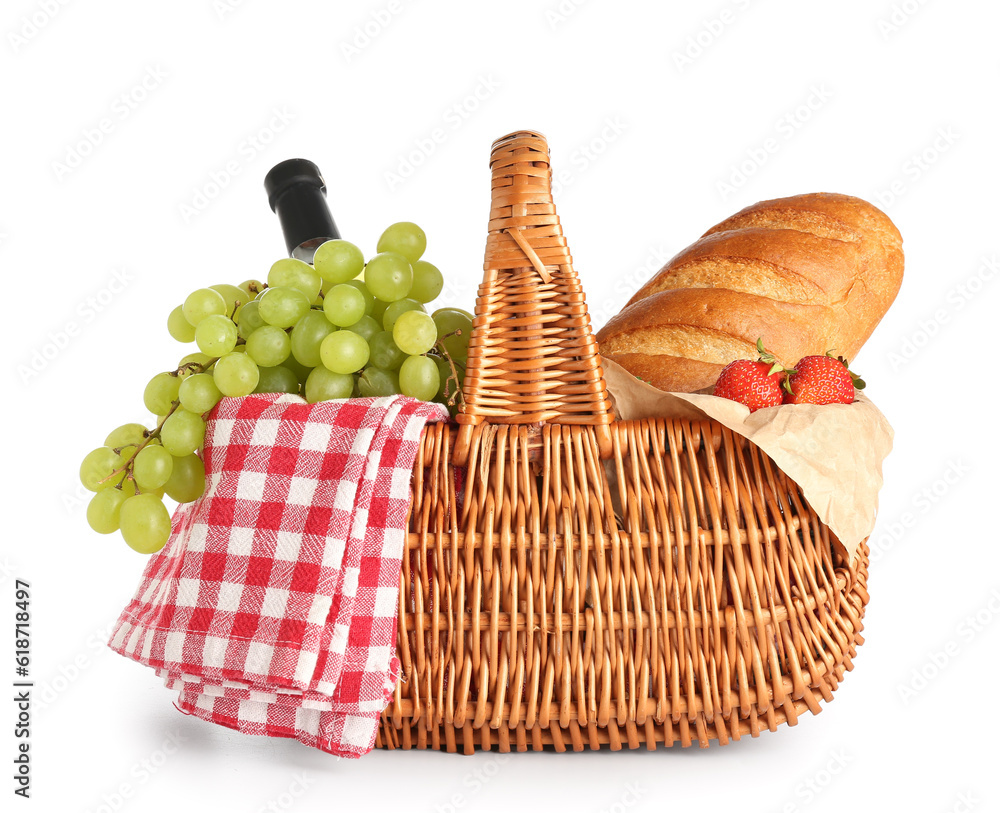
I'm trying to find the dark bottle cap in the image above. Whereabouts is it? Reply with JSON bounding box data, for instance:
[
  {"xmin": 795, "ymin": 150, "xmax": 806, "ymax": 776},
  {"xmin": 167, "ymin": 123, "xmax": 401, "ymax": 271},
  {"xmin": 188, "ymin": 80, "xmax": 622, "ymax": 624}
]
[{"xmin": 264, "ymin": 158, "xmax": 341, "ymax": 258}]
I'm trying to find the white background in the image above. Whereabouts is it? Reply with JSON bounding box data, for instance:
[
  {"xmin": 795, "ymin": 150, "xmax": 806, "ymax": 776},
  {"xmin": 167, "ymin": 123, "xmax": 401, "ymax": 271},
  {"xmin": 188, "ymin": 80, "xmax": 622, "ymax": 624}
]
[{"xmin": 3, "ymin": 1, "xmax": 998, "ymax": 811}]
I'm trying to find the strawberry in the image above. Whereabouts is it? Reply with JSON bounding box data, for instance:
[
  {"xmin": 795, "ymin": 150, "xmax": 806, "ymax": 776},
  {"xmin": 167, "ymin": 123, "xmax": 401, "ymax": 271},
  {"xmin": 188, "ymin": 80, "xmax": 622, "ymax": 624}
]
[
  {"xmin": 712, "ymin": 340, "xmax": 786, "ymax": 411},
  {"xmin": 783, "ymin": 353, "xmax": 864, "ymax": 405}
]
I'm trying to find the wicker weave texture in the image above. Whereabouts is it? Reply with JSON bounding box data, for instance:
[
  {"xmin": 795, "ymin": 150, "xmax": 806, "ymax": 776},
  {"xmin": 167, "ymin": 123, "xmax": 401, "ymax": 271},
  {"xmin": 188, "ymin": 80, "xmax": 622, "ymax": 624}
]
[
  {"xmin": 377, "ymin": 131, "xmax": 869, "ymax": 753},
  {"xmin": 379, "ymin": 421, "xmax": 867, "ymax": 752},
  {"xmin": 455, "ymin": 131, "xmax": 613, "ymax": 463}
]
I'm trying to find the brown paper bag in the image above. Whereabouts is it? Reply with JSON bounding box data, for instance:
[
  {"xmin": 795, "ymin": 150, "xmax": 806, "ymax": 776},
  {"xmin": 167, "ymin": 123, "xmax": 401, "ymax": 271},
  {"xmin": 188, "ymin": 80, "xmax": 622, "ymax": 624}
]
[{"xmin": 601, "ymin": 357, "xmax": 893, "ymax": 564}]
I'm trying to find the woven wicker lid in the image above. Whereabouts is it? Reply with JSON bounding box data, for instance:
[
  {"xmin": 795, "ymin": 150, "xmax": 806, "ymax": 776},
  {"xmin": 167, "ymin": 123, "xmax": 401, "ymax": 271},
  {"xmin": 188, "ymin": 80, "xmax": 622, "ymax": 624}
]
[{"xmin": 453, "ymin": 130, "xmax": 614, "ymax": 464}]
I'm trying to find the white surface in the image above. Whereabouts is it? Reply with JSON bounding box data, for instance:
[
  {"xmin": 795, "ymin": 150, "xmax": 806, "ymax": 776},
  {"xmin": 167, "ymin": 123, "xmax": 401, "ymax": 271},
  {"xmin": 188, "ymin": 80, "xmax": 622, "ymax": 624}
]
[{"xmin": 3, "ymin": 1, "xmax": 998, "ymax": 811}]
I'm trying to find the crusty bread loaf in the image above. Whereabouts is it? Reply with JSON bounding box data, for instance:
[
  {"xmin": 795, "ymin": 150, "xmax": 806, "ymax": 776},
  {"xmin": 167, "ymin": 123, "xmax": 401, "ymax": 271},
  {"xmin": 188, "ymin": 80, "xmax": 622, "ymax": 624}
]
[{"xmin": 596, "ymin": 193, "xmax": 903, "ymax": 392}]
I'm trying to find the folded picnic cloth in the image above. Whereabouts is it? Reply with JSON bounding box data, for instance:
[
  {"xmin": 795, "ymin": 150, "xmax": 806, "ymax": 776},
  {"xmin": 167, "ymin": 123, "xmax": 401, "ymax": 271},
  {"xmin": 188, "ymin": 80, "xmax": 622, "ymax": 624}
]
[{"xmin": 109, "ymin": 393, "xmax": 447, "ymax": 757}]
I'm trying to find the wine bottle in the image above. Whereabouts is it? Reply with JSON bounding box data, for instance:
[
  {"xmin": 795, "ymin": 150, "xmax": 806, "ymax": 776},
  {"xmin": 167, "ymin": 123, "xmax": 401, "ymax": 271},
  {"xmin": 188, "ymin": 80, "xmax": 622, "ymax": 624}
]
[{"xmin": 264, "ymin": 158, "xmax": 340, "ymax": 263}]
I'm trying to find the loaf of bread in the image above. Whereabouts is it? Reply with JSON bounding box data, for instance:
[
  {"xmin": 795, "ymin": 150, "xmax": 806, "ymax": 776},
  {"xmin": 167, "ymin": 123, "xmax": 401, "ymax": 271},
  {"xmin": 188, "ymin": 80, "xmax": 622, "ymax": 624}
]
[{"xmin": 596, "ymin": 193, "xmax": 904, "ymax": 392}]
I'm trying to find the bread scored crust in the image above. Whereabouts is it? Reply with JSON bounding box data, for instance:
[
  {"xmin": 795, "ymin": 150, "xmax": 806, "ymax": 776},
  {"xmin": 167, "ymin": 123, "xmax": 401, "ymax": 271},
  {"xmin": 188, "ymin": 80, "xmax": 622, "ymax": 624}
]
[{"xmin": 597, "ymin": 193, "xmax": 903, "ymax": 392}]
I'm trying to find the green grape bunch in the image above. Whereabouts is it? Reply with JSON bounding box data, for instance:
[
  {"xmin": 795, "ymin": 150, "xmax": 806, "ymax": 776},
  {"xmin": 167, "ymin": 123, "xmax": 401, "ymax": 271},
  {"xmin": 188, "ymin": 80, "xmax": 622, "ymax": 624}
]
[{"xmin": 81, "ymin": 222, "xmax": 473, "ymax": 555}]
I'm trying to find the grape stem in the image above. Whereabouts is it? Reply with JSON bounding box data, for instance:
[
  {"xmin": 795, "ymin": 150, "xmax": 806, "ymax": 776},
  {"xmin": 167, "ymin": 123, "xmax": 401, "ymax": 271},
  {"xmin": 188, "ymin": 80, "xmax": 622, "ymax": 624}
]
[
  {"xmin": 433, "ymin": 329, "xmax": 465, "ymax": 408},
  {"xmin": 102, "ymin": 399, "xmax": 181, "ymax": 492},
  {"xmin": 101, "ymin": 355, "xmax": 214, "ymax": 491},
  {"xmin": 174, "ymin": 357, "xmax": 220, "ymax": 377}
]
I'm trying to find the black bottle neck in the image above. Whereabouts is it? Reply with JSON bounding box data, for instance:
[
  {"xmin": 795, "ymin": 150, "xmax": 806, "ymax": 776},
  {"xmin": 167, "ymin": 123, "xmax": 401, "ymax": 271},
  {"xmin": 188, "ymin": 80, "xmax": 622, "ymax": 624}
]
[{"xmin": 264, "ymin": 159, "xmax": 341, "ymax": 262}]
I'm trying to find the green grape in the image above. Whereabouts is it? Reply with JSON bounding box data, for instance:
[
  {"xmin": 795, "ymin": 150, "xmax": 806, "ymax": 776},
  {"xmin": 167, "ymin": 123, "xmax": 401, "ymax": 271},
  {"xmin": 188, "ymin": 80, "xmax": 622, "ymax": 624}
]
[
  {"xmin": 119, "ymin": 494, "xmax": 172, "ymax": 554},
  {"xmin": 164, "ymin": 454, "xmax": 205, "ymax": 503},
  {"xmin": 133, "ymin": 446, "xmax": 174, "ymax": 491},
  {"xmin": 258, "ymin": 286, "xmax": 310, "ymax": 329},
  {"xmin": 267, "ymin": 258, "xmax": 321, "ymax": 300},
  {"xmin": 282, "ymin": 355, "xmax": 312, "ymax": 386},
  {"xmin": 160, "ymin": 409, "xmax": 207, "ymax": 456},
  {"xmin": 314, "ymin": 239, "xmax": 365, "ymax": 284},
  {"xmin": 392, "ymin": 310, "xmax": 437, "ymax": 355},
  {"xmin": 213, "ymin": 352, "xmax": 260, "ymax": 397},
  {"xmin": 179, "ymin": 373, "xmax": 222, "ymax": 414},
  {"xmin": 410, "ymin": 261, "xmax": 444, "ymax": 304},
  {"xmin": 254, "ymin": 365, "xmax": 300, "ymax": 395},
  {"xmin": 80, "ymin": 447, "xmax": 123, "ymax": 492},
  {"xmin": 432, "ymin": 308, "xmax": 474, "ymax": 363},
  {"xmin": 344, "ymin": 315, "xmax": 380, "ymax": 343},
  {"xmin": 368, "ymin": 331, "xmax": 406, "ymax": 370},
  {"xmin": 143, "ymin": 373, "xmax": 182, "ymax": 416},
  {"xmin": 87, "ymin": 488, "xmax": 130, "ymax": 534},
  {"xmin": 167, "ymin": 306, "xmax": 196, "ymax": 343},
  {"xmin": 323, "ymin": 284, "xmax": 367, "ymax": 327},
  {"xmin": 238, "ymin": 279, "xmax": 264, "ymax": 298},
  {"xmin": 182, "ymin": 288, "xmax": 227, "ymax": 326},
  {"xmin": 305, "ymin": 367, "xmax": 354, "ymax": 403},
  {"xmin": 105, "ymin": 423, "xmax": 148, "ymax": 449},
  {"xmin": 320, "ymin": 331, "xmax": 369, "ymax": 374},
  {"xmin": 195, "ymin": 313, "xmax": 238, "ymax": 357},
  {"xmin": 344, "ymin": 280, "xmax": 375, "ymax": 316},
  {"xmin": 371, "ymin": 298, "xmax": 390, "ymax": 324},
  {"xmin": 209, "ymin": 283, "xmax": 247, "ymax": 316},
  {"xmin": 364, "ymin": 252, "xmax": 413, "ymax": 302},
  {"xmin": 246, "ymin": 325, "xmax": 291, "ymax": 367},
  {"xmin": 382, "ymin": 298, "xmax": 425, "ymax": 332},
  {"xmin": 359, "ymin": 366, "xmax": 400, "ymax": 397},
  {"xmin": 237, "ymin": 300, "xmax": 266, "ymax": 339},
  {"xmin": 399, "ymin": 354, "xmax": 440, "ymax": 401},
  {"xmin": 377, "ymin": 222, "xmax": 426, "ymax": 263},
  {"xmin": 290, "ymin": 310, "xmax": 335, "ymax": 368}
]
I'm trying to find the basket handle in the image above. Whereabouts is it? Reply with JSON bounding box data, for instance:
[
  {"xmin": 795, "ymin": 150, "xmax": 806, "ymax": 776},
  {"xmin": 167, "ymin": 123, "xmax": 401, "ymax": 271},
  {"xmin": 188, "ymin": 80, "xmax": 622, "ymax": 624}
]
[{"xmin": 452, "ymin": 130, "xmax": 614, "ymax": 465}]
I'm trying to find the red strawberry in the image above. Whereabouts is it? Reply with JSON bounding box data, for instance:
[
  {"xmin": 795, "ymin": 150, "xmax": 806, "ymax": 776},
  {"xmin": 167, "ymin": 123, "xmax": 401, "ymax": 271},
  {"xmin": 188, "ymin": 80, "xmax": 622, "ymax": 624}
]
[
  {"xmin": 783, "ymin": 353, "xmax": 864, "ymax": 405},
  {"xmin": 713, "ymin": 340, "xmax": 786, "ymax": 411}
]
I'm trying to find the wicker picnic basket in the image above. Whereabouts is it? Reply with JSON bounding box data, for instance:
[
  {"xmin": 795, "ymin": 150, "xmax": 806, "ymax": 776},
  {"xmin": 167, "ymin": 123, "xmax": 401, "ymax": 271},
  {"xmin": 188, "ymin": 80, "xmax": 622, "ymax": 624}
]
[{"xmin": 375, "ymin": 130, "xmax": 870, "ymax": 753}]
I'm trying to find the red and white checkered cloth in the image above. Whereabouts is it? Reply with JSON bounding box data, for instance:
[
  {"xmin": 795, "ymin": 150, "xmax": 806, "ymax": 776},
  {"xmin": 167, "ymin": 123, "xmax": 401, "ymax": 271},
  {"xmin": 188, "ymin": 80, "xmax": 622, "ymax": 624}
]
[{"xmin": 109, "ymin": 393, "xmax": 447, "ymax": 758}]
